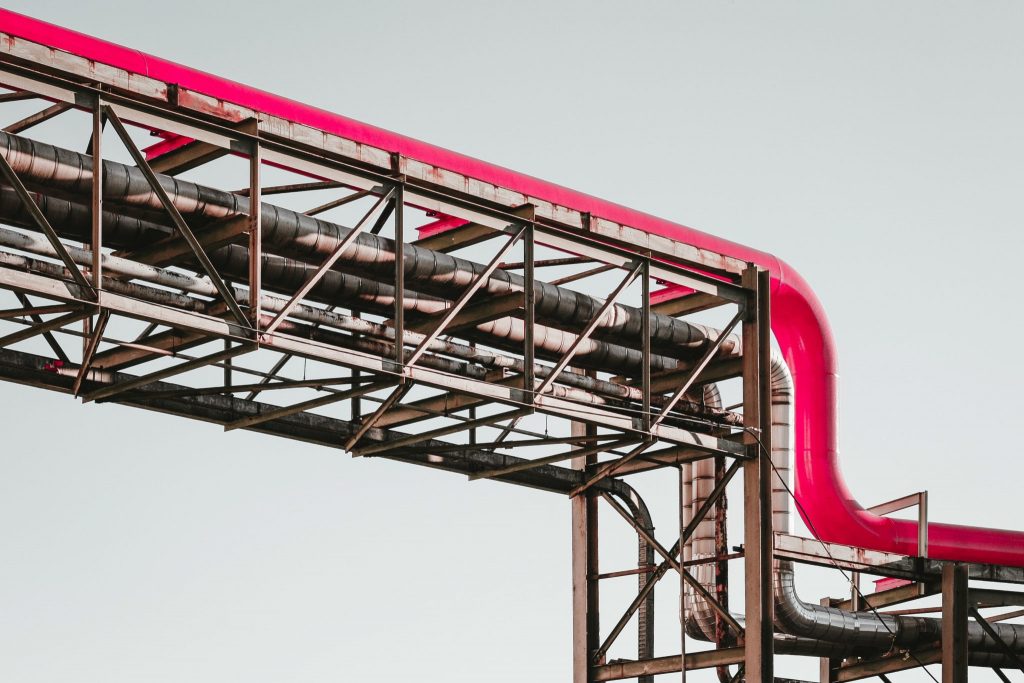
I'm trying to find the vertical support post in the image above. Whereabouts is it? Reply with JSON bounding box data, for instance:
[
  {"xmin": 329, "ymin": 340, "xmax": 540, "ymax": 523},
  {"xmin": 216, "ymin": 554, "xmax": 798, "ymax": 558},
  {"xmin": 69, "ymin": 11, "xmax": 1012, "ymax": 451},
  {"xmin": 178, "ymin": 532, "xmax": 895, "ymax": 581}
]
[
  {"xmin": 248, "ymin": 138, "xmax": 262, "ymax": 331},
  {"xmin": 352, "ymin": 311, "xmax": 362, "ymax": 420},
  {"xmin": 919, "ymin": 491, "xmax": 929, "ymax": 558},
  {"xmin": 523, "ymin": 223, "xmax": 535, "ymax": 399},
  {"xmin": 572, "ymin": 417, "xmax": 599, "ymax": 683},
  {"xmin": 224, "ymin": 338, "xmax": 232, "ymax": 387},
  {"xmin": 942, "ymin": 563, "xmax": 968, "ymax": 683},
  {"xmin": 714, "ymin": 453, "xmax": 730, "ymax": 653},
  {"xmin": 393, "ymin": 184, "xmax": 404, "ymax": 368},
  {"xmin": 678, "ymin": 465, "xmax": 687, "ymax": 683},
  {"xmin": 641, "ymin": 258, "xmax": 651, "ymax": 433},
  {"xmin": 90, "ymin": 99, "xmax": 103, "ymax": 288},
  {"xmin": 742, "ymin": 266, "xmax": 773, "ymax": 683},
  {"xmin": 850, "ymin": 571, "xmax": 862, "ymax": 611}
]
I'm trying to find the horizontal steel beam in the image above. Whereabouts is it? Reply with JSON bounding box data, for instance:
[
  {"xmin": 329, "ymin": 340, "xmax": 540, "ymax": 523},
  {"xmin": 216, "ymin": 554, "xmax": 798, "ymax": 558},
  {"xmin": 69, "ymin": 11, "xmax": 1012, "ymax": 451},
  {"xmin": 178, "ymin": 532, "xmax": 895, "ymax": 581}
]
[
  {"xmin": 0, "ymin": 346, "xmax": 629, "ymax": 496},
  {"xmin": 592, "ymin": 647, "xmax": 745, "ymax": 680}
]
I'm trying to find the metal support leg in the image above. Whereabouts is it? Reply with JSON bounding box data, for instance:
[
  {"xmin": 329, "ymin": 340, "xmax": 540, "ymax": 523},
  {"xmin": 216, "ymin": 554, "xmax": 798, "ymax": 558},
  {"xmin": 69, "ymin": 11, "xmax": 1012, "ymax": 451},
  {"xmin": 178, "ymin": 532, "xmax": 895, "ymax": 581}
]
[
  {"xmin": 90, "ymin": 101, "xmax": 103, "ymax": 288},
  {"xmin": 572, "ymin": 418, "xmax": 599, "ymax": 683},
  {"xmin": 678, "ymin": 465, "xmax": 687, "ymax": 683},
  {"xmin": 248, "ymin": 138, "xmax": 261, "ymax": 331},
  {"xmin": 742, "ymin": 266, "xmax": 773, "ymax": 683},
  {"xmin": 942, "ymin": 562, "xmax": 968, "ymax": 683}
]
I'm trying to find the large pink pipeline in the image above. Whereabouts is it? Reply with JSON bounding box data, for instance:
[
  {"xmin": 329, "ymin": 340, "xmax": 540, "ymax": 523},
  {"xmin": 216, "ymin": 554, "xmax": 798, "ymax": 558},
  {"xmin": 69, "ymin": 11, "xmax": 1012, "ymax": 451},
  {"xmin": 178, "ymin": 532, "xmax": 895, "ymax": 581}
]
[{"xmin": 2, "ymin": 9, "xmax": 1019, "ymax": 567}]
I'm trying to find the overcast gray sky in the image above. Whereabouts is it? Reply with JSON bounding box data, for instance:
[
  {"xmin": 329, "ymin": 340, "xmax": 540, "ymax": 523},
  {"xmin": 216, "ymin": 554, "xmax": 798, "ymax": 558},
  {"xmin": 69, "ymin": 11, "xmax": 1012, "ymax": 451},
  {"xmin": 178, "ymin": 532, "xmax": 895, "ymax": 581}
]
[{"xmin": 1, "ymin": 2, "xmax": 1022, "ymax": 681}]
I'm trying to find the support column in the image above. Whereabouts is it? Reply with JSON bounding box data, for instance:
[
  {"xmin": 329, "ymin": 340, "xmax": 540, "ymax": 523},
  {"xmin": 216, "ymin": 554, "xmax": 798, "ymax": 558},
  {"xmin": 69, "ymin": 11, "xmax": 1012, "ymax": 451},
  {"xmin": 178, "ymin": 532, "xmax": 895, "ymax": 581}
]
[
  {"xmin": 572, "ymin": 418, "xmax": 599, "ymax": 683},
  {"xmin": 742, "ymin": 266, "xmax": 773, "ymax": 683},
  {"xmin": 248, "ymin": 137, "xmax": 261, "ymax": 330},
  {"xmin": 942, "ymin": 563, "xmax": 968, "ymax": 683}
]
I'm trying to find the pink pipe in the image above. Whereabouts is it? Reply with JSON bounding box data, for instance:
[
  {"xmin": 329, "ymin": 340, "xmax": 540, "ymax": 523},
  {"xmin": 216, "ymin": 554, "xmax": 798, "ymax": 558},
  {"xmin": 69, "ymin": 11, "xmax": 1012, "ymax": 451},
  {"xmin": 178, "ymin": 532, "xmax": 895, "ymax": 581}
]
[{"xmin": 3, "ymin": 9, "xmax": 1019, "ymax": 566}]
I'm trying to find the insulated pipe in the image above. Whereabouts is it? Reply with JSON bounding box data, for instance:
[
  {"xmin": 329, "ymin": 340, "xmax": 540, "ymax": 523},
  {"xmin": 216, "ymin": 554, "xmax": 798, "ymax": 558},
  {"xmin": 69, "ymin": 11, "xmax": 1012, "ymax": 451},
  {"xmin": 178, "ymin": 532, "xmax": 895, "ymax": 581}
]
[
  {"xmin": 1, "ymin": 9, "xmax": 1021, "ymax": 565},
  {"xmin": 0, "ymin": 180, "xmax": 686, "ymax": 377},
  {"xmin": 0, "ymin": 222, "xmax": 742, "ymax": 428},
  {"xmin": 0, "ymin": 131, "xmax": 717, "ymax": 363}
]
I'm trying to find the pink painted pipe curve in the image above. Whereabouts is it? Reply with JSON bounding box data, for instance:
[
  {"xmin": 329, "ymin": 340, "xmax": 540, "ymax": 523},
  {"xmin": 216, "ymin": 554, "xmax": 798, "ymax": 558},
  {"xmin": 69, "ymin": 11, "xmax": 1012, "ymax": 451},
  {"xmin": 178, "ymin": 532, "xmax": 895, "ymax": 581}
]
[{"xmin": 2, "ymin": 9, "xmax": 1020, "ymax": 566}]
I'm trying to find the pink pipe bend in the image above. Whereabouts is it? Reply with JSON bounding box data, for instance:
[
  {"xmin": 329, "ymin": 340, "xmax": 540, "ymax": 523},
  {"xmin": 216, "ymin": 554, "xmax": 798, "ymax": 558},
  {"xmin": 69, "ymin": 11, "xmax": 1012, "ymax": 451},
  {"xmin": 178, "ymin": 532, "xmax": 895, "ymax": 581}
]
[{"xmin": 2, "ymin": 9, "xmax": 1019, "ymax": 567}]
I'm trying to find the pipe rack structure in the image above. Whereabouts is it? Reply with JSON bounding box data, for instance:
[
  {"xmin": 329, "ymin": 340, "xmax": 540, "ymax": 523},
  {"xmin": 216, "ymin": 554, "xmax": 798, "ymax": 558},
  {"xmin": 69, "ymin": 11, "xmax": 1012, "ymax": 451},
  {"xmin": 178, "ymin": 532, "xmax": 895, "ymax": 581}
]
[{"xmin": 0, "ymin": 10, "xmax": 1022, "ymax": 682}]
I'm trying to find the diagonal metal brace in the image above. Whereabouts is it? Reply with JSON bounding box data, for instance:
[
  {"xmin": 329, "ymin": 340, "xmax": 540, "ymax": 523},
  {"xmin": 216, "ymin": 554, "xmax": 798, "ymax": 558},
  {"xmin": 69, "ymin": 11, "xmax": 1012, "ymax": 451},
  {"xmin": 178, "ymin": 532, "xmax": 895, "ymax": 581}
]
[
  {"xmin": 83, "ymin": 342, "xmax": 253, "ymax": 403},
  {"xmin": 0, "ymin": 150, "xmax": 96, "ymax": 297},
  {"xmin": 0, "ymin": 309, "xmax": 90, "ymax": 349},
  {"xmin": 467, "ymin": 438, "xmax": 637, "ymax": 481},
  {"xmin": 492, "ymin": 261, "xmax": 643, "ymax": 446},
  {"xmin": 263, "ymin": 188, "xmax": 395, "ymax": 336},
  {"xmin": 104, "ymin": 106, "xmax": 249, "ymax": 327},
  {"xmin": 601, "ymin": 491, "xmax": 745, "ymax": 636},
  {"xmin": 652, "ymin": 308, "xmax": 743, "ymax": 429},
  {"xmin": 403, "ymin": 226, "xmax": 525, "ymax": 369},
  {"xmin": 72, "ymin": 308, "xmax": 110, "ymax": 396},
  {"xmin": 969, "ymin": 605, "xmax": 1024, "ymax": 674}
]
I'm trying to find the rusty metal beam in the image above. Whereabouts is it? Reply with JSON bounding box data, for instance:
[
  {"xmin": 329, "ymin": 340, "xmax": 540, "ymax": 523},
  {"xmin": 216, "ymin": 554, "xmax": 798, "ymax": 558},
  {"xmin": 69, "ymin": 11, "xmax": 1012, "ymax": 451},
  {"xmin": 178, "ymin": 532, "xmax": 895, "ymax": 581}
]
[
  {"xmin": 127, "ymin": 374, "xmax": 371, "ymax": 400},
  {"xmin": 234, "ymin": 180, "xmax": 346, "ymax": 196},
  {"xmin": 942, "ymin": 563, "xmax": 969, "ymax": 682},
  {"xmin": 550, "ymin": 263, "xmax": 615, "ymax": 286},
  {"xmin": 0, "ymin": 147, "xmax": 96, "ymax": 297},
  {"xmin": 969, "ymin": 604, "xmax": 1024, "ymax": 674},
  {"xmin": 84, "ymin": 343, "xmax": 252, "ymax": 403},
  {"xmin": 835, "ymin": 648, "xmax": 941, "ymax": 682},
  {"xmin": 342, "ymin": 381, "xmax": 413, "ymax": 452},
  {"xmin": 651, "ymin": 291, "xmax": 727, "ymax": 317},
  {"xmin": 2, "ymin": 101, "xmax": 71, "ymax": 134},
  {"xmin": 836, "ymin": 581, "xmax": 939, "ymax": 612},
  {"xmin": 413, "ymin": 205, "xmax": 534, "ymax": 253},
  {"xmin": 404, "ymin": 227, "xmax": 525, "ymax": 368},
  {"xmin": 72, "ymin": 308, "xmax": 109, "ymax": 396},
  {"xmin": 469, "ymin": 437, "xmax": 636, "ymax": 481},
  {"xmin": 148, "ymin": 119, "xmax": 257, "ymax": 175},
  {"xmin": 224, "ymin": 380, "xmax": 388, "ymax": 431},
  {"xmin": 0, "ymin": 91, "xmax": 35, "ymax": 103},
  {"xmin": 600, "ymin": 490, "xmax": 744, "ymax": 636},
  {"xmin": 119, "ymin": 215, "xmax": 249, "ymax": 266},
  {"xmin": 104, "ymin": 106, "xmax": 248, "ymax": 327},
  {"xmin": 592, "ymin": 647, "xmax": 746, "ymax": 681},
  {"xmin": 0, "ymin": 303, "xmax": 78, "ymax": 320},
  {"xmin": 0, "ymin": 309, "xmax": 89, "ymax": 349},
  {"xmin": 92, "ymin": 328, "xmax": 207, "ymax": 370},
  {"xmin": 406, "ymin": 292, "xmax": 522, "ymax": 334},
  {"xmin": 743, "ymin": 266, "xmax": 773, "ymax": 683},
  {"xmin": 305, "ymin": 188, "xmax": 373, "ymax": 217},
  {"xmin": 591, "ymin": 457, "xmax": 738, "ymax": 666},
  {"xmin": 10, "ymin": 294, "xmax": 73, "ymax": 363},
  {"xmin": 651, "ymin": 308, "xmax": 742, "ymax": 429},
  {"xmin": 263, "ymin": 189, "xmax": 394, "ymax": 335},
  {"xmin": 352, "ymin": 406, "xmax": 531, "ymax": 457}
]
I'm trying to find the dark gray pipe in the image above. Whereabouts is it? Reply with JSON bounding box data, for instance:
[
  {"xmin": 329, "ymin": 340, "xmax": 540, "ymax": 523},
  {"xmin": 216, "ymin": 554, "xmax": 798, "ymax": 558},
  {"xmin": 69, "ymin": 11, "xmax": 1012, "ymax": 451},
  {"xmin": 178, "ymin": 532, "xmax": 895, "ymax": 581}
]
[{"xmin": 0, "ymin": 131, "xmax": 725, "ymax": 359}]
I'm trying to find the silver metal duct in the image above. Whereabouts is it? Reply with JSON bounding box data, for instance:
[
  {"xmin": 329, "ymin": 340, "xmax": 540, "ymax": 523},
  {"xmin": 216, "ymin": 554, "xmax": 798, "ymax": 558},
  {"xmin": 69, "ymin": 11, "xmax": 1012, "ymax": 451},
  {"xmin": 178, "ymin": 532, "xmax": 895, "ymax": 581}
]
[
  {"xmin": 0, "ymin": 186, "xmax": 685, "ymax": 376},
  {"xmin": 0, "ymin": 131, "xmax": 728, "ymax": 362},
  {"xmin": 0, "ymin": 226, "xmax": 743, "ymax": 431}
]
